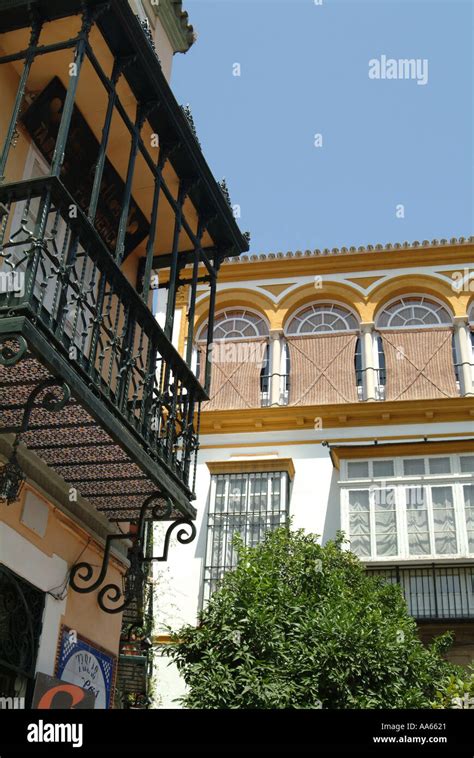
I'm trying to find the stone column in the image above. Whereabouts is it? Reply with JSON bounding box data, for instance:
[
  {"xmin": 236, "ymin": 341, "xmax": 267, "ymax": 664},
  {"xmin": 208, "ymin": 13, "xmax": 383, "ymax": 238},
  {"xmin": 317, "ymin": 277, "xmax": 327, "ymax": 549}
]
[
  {"xmin": 360, "ymin": 322, "xmax": 376, "ymax": 401},
  {"xmin": 270, "ymin": 330, "xmax": 283, "ymax": 406},
  {"xmin": 453, "ymin": 315, "xmax": 473, "ymax": 396}
]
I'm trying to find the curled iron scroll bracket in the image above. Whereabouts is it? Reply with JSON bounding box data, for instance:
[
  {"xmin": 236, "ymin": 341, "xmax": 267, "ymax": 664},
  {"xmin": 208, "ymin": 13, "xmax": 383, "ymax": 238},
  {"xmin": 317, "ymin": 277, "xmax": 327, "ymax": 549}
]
[
  {"xmin": 0, "ymin": 335, "xmax": 27, "ymax": 367},
  {"xmin": 68, "ymin": 492, "xmax": 197, "ymax": 614},
  {"xmin": 147, "ymin": 518, "xmax": 197, "ymax": 564},
  {"xmin": 0, "ymin": 375, "xmax": 71, "ymax": 505},
  {"xmin": 19, "ymin": 377, "xmax": 71, "ymax": 437}
]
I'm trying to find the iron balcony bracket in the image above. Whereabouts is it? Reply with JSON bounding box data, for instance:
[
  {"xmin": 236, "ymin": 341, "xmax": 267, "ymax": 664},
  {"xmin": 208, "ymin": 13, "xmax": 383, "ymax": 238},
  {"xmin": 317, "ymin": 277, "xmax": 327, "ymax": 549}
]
[
  {"xmin": 69, "ymin": 491, "xmax": 197, "ymax": 614},
  {"xmin": 0, "ymin": 335, "xmax": 28, "ymax": 367},
  {"xmin": 0, "ymin": 372, "xmax": 71, "ymax": 504}
]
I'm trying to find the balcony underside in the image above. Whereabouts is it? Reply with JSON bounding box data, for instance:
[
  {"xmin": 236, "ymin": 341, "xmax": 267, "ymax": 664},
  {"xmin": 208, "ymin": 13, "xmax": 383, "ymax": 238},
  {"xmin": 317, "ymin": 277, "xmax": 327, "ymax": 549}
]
[{"xmin": 0, "ymin": 318, "xmax": 195, "ymax": 521}]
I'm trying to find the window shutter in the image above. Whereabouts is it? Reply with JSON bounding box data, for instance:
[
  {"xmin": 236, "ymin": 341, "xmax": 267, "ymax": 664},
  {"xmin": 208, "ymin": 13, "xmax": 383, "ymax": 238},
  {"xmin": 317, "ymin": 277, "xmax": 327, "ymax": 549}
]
[
  {"xmin": 287, "ymin": 333, "xmax": 358, "ymax": 405},
  {"xmin": 380, "ymin": 329, "xmax": 457, "ymax": 401},
  {"xmin": 199, "ymin": 340, "xmax": 266, "ymax": 410}
]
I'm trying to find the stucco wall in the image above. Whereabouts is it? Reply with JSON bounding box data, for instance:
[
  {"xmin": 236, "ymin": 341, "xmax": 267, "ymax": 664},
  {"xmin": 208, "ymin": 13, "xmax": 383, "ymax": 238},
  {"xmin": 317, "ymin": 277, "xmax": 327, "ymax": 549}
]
[
  {"xmin": 0, "ymin": 484, "xmax": 125, "ymax": 678},
  {"xmin": 154, "ymin": 417, "xmax": 474, "ymax": 706}
]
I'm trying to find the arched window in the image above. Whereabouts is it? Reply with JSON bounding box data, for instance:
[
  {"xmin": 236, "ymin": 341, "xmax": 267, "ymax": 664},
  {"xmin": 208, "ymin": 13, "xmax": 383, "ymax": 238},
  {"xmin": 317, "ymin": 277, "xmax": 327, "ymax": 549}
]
[
  {"xmin": 376, "ymin": 296, "xmax": 452, "ymax": 329},
  {"xmin": 374, "ymin": 296, "xmax": 456, "ymax": 401},
  {"xmin": 284, "ymin": 303, "xmax": 360, "ymax": 405},
  {"xmin": 286, "ymin": 303, "xmax": 359, "ymax": 335},
  {"xmin": 469, "ymin": 302, "xmax": 474, "ymax": 326},
  {"xmin": 285, "ymin": 303, "xmax": 360, "ymax": 401},
  {"xmin": 198, "ymin": 309, "xmax": 269, "ymax": 342},
  {"xmin": 196, "ymin": 309, "xmax": 270, "ymax": 409}
]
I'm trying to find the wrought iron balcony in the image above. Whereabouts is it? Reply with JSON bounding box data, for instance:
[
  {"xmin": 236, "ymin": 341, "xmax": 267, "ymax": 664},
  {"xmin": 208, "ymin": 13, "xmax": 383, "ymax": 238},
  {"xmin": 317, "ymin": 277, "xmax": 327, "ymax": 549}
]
[
  {"xmin": 0, "ymin": 0, "xmax": 247, "ymax": 530},
  {"xmin": 367, "ymin": 564, "xmax": 474, "ymax": 621},
  {"xmin": 0, "ymin": 174, "xmax": 205, "ymax": 519}
]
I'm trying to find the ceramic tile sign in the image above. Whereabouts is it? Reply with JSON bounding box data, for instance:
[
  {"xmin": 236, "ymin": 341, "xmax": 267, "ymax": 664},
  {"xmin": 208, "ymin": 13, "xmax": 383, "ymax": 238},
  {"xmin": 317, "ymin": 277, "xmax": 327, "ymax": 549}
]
[{"xmin": 56, "ymin": 626, "xmax": 116, "ymax": 709}]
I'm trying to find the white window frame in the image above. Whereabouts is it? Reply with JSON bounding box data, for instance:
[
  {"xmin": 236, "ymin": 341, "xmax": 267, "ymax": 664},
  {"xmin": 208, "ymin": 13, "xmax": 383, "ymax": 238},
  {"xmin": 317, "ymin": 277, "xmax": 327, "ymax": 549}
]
[
  {"xmin": 375, "ymin": 295, "xmax": 453, "ymax": 330},
  {"xmin": 203, "ymin": 470, "xmax": 289, "ymax": 602},
  {"xmin": 285, "ymin": 302, "xmax": 359, "ymax": 336},
  {"xmin": 340, "ymin": 453, "xmax": 474, "ymax": 562},
  {"xmin": 345, "ymin": 485, "xmax": 398, "ymax": 559},
  {"xmin": 197, "ymin": 308, "xmax": 269, "ymax": 342}
]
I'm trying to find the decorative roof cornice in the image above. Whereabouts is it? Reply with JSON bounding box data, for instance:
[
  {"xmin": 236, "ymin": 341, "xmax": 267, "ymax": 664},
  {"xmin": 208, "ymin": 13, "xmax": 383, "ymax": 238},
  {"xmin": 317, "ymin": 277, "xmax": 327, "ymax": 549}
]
[
  {"xmin": 223, "ymin": 236, "xmax": 474, "ymax": 265},
  {"xmin": 150, "ymin": 0, "xmax": 196, "ymax": 54}
]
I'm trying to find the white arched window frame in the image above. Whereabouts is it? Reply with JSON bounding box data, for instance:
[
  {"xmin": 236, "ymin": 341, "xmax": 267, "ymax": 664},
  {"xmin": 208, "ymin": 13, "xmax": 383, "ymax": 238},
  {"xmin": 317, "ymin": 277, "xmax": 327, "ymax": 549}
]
[
  {"xmin": 284, "ymin": 302, "xmax": 362, "ymax": 400},
  {"xmin": 197, "ymin": 308, "xmax": 270, "ymax": 342},
  {"xmin": 195, "ymin": 309, "xmax": 271, "ymax": 403},
  {"xmin": 374, "ymin": 296, "xmax": 455, "ymax": 397},
  {"xmin": 285, "ymin": 302, "xmax": 359, "ymax": 335},
  {"xmin": 375, "ymin": 296, "xmax": 452, "ymax": 330}
]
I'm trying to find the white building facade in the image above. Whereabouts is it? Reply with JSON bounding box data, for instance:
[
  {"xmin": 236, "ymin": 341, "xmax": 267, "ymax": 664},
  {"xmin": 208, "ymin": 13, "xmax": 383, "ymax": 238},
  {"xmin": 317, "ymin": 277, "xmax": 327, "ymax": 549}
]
[{"xmin": 154, "ymin": 237, "xmax": 474, "ymax": 707}]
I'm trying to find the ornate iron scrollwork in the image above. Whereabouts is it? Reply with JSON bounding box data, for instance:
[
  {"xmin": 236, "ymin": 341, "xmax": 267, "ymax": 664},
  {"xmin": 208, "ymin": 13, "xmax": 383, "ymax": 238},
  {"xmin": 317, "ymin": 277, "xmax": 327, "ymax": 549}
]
[
  {"xmin": 19, "ymin": 377, "xmax": 71, "ymax": 431},
  {"xmin": 0, "ymin": 376, "xmax": 71, "ymax": 505},
  {"xmin": 0, "ymin": 335, "xmax": 27, "ymax": 366},
  {"xmin": 150, "ymin": 518, "xmax": 197, "ymax": 563},
  {"xmin": 69, "ymin": 492, "xmax": 197, "ymax": 614}
]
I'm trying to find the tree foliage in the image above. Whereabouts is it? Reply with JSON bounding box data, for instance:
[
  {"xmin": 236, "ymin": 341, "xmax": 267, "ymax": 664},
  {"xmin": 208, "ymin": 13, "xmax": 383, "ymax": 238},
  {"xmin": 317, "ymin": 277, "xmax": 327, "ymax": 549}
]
[
  {"xmin": 167, "ymin": 528, "xmax": 458, "ymax": 709},
  {"xmin": 431, "ymin": 665, "xmax": 474, "ymax": 709}
]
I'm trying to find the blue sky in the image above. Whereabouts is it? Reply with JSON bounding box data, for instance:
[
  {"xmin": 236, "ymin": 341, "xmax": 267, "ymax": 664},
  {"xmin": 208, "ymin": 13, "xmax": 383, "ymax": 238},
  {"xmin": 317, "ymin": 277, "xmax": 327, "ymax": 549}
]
[{"xmin": 172, "ymin": 0, "xmax": 473, "ymax": 254}]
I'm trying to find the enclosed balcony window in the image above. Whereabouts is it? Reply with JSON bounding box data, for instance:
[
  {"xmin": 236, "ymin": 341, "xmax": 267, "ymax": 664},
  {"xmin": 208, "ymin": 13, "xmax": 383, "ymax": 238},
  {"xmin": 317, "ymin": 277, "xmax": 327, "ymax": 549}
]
[
  {"xmin": 374, "ymin": 296, "xmax": 457, "ymax": 402},
  {"xmin": 196, "ymin": 309, "xmax": 270, "ymax": 410},
  {"xmin": 341, "ymin": 453, "xmax": 474, "ymax": 561},
  {"xmin": 285, "ymin": 302, "xmax": 360, "ymax": 406}
]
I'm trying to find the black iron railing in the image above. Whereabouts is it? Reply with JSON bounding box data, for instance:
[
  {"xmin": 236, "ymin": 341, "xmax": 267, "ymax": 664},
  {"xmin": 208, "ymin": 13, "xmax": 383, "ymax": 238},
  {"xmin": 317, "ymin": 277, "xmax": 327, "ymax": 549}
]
[
  {"xmin": 367, "ymin": 564, "xmax": 474, "ymax": 620},
  {"xmin": 0, "ymin": 176, "xmax": 203, "ymax": 495}
]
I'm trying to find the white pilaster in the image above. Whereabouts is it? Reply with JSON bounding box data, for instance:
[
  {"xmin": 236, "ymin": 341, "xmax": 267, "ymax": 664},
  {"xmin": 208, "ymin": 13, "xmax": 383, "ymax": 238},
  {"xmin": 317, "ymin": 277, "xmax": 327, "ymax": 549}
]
[
  {"xmin": 453, "ymin": 315, "xmax": 473, "ymax": 396},
  {"xmin": 270, "ymin": 330, "xmax": 283, "ymax": 406},
  {"xmin": 360, "ymin": 322, "xmax": 376, "ymax": 401}
]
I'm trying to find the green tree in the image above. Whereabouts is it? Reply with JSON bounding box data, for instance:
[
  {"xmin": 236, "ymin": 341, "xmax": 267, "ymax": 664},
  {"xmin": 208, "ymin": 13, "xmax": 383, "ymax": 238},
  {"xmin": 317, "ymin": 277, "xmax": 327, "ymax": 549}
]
[
  {"xmin": 431, "ymin": 665, "xmax": 474, "ymax": 709},
  {"xmin": 167, "ymin": 528, "xmax": 458, "ymax": 709}
]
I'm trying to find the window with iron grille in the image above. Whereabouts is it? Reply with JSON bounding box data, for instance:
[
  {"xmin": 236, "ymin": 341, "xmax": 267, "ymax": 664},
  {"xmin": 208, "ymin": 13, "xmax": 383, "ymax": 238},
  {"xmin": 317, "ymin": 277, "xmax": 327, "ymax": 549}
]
[
  {"xmin": 203, "ymin": 471, "xmax": 289, "ymax": 601},
  {"xmin": 0, "ymin": 565, "xmax": 45, "ymax": 706}
]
